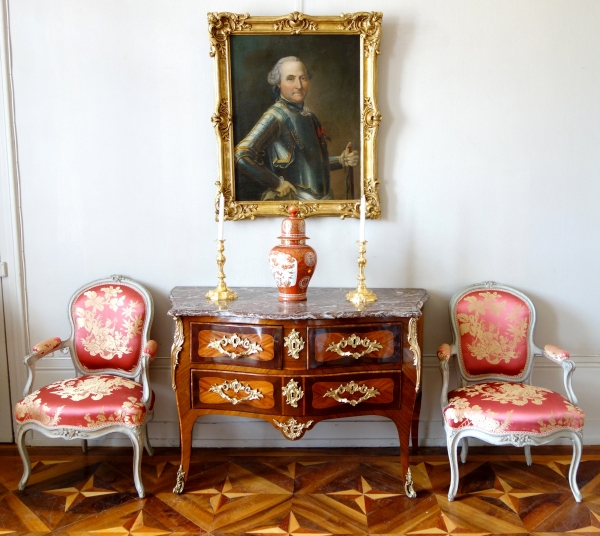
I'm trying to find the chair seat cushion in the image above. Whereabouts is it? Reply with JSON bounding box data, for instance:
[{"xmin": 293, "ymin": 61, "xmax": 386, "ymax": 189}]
[
  {"xmin": 14, "ymin": 374, "xmax": 154, "ymax": 430},
  {"xmin": 443, "ymin": 382, "xmax": 584, "ymax": 436}
]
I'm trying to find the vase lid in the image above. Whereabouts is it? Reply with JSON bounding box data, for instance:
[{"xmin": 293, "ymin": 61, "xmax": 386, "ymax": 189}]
[{"xmin": 279, "ymin": 206, "xmax": 309, "ymax": 240}]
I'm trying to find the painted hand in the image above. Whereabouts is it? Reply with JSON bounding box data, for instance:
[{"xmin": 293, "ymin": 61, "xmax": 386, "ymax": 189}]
[{"xmin": 275, "ymin": 179, "xmax": 298, "ymax": 197}]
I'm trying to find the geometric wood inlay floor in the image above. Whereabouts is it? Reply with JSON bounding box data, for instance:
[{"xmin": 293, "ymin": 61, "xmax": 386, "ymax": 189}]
[{"xmin": 1, "ymin": 445, "xmax": 599, "ymax": 535}]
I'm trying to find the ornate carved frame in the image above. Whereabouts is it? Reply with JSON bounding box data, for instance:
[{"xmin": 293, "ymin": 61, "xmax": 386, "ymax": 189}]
[{"xmin": 208, "ymin": 11, "xmax": 382, "ymax": 220}]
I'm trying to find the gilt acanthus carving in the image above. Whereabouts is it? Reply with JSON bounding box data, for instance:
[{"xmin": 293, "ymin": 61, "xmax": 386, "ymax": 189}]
[
  {"xmin": 211, "ymin": 99, "xmax": 231, "ymax": 141},
  {"xmin": 207, "ymin": 12, "xmax": 251, "ymax": 58},
  {"xmin": 171, "ymin": 316, "xmax": 183, "ymax": 391},
  {"xmin": 339, "ymin": 12, "xmax": 382, "ymax": 57},
  {"xmin": 363, "ymin": 97, "xmax": 381, "ymax": 141},
  {"xmin": 408, "ymin": 317, "xmax": 422, "ymax": 393},
  {"xmin": 273, "ymin": 417, "xmax": 313, "ymax": 440},
  {"xmin": 274, "ymin": 12, "xmax": 318, "ymax": 34}
]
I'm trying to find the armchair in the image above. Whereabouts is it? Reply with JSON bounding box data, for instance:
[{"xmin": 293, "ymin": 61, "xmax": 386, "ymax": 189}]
[
  {"xmin": 14, "ymin": 275, "xmax": 157, "ymax": 498},
  {"xmin": 437, "ymin": 282, "xmax": 584, "ymax": 502}
]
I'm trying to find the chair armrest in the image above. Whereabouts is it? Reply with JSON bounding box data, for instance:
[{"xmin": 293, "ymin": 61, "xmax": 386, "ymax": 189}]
[
  {"xmin": 22, "ymin": 337, "xmax": 64, "ymax": 397},
  {"xmin": 143, "ymin": 340, "xmax": 158, "ymax": 361},
  {"xmin": 540, "ymin": 344, "xmax": 579, "ymax": 405},
  {"xmin": 139, "ymin": 352, "xmax": 154, "ymax": 407},
  {"xmin": 437, "ymin": 343, "xmax": 452, "ymax": 408},
  {"xmin": 543, "ymin": 344, "xmax": 570, "ymax": 363},
  {"xmin": 437, "ymin": 343, "xmax": 451, "ymax": 362}
]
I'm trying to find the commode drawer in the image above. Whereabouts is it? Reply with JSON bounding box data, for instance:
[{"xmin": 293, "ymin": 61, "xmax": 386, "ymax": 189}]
[
  {"xmin": 191, "ymin": 371, "xmax": 282, "ymax": 415},
  {"xmin": 190, "ymin": 322, "xmax": 283, "ymax": 368},
  {"xmin": 307, "ymin": 322, "xmax": 402, "ymax": 368},
  {"xmin": 305, "ymin": 372, "xmax": 401, "ymax": 416}
]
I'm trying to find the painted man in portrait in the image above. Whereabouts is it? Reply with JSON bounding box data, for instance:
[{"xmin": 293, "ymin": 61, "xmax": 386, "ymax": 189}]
[{"xmin": 234, "ymin": 56, "xmax": 359, "ymax": 201}]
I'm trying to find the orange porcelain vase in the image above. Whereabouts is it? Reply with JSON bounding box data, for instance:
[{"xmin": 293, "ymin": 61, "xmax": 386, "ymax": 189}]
[{"xmin": 269, "ymin": 207, "xmax": 317, "ymax": 302}]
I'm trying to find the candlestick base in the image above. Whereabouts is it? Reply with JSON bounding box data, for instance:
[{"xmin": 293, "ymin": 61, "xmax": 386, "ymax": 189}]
[
  {"xmin": 206, "ymin": 239, "xmax": 238, "ymax": 302},
  {"xmin": 346, "ymin": 240, "xmax": 377, "ymax": 305},
  {"xmin": 346, "ymin": 286, "xmax": 378, "ymax": 305},
  {"xmin": 206, "ymin": 286, "xmax": 238, "ymax": 302}
]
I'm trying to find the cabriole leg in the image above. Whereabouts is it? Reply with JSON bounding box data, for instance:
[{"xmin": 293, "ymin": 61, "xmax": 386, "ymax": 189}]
[
  {"xmin": 524, "ymin": 445, "xmax": 532, "ymax": 466},
  {"xmin": 447, "ymin": 433, "xmax": 461, "ymax": 501},
  {"xmin": 143, "ymin": 424, "xmax": 154, "ymax": 456},
  {"xmin": 81, "ymin": 439, "xmax": 88, "ymax": 453},
  {"xmin": 569, "ymin": 433, "xmax": 583, "ymax": 502},
  {"xmin": 460, "ymin": 437, "xmax": 469, "ymax": 463},
  {"xmin": 174, "ymin": 416, "xmax": 196, "ymax": 494},
  {"xmin": 17, "ymin": 426, "xmax": 32, "ymax": 491},
  {"xmin": 127, "ymin": 428, "xmax": 145, "ymax": 498}
]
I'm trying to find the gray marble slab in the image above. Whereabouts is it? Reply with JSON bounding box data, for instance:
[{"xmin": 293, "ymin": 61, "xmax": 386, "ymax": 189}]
[{"xmin": 169, "ymin": 287, "xmax": 428, "ymax": 320}]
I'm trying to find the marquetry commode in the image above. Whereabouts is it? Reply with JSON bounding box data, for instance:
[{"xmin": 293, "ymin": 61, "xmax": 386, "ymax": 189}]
[{"xmin": 169, "ymin": 287, "xmax": 428, "ymax": 497}]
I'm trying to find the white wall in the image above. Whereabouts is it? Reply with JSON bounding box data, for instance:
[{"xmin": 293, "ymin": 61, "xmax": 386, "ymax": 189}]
[{"xmin": 3, "ymin": 0, "xmax": 600, "ymax": 447}]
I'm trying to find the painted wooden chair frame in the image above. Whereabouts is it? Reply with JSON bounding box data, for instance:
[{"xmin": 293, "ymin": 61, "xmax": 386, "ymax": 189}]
[
  {"xmin": 438, "ymin": 281, "xmax": 584, "ymax": 502},
  {"xmin": 14, "ymin": 275, "xmax": 157, "ymax": 498}
]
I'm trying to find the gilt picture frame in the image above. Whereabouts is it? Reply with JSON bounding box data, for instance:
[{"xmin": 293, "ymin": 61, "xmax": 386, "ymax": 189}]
[{"xmin": 208, "ymin": 11, "xmax": 382, "ymax": 220}]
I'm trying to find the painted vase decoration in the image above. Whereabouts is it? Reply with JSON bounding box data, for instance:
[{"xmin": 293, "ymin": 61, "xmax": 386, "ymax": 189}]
[{"xmin": 269, "ymin": 206, "xmax": 317, "ymax": 302}]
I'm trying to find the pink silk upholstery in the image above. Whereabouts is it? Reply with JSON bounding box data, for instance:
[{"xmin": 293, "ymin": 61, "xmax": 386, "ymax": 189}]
[
  {"xmin": 32, "ymin": 337, "xmax": 61, "ymax": 357},
  {"xmin": 14, "ymin": 374, "xmax": 154, "ymax": 430},
  {"xmin": 71, "ymin": 283, "xmax": 146, "ymax": 372},
  {"xmin": 443, "ymin": 382, "xmax": 584, "ymax": 436},
  {"xmin": 455, "ymin": 290, "xmax": 531, "ymax": 378}
]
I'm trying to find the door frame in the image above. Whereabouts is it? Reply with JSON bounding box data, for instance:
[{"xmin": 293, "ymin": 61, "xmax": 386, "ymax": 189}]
[{"xmin": 0, "ymin": 0, "xmax": 30, "ymax": 423}]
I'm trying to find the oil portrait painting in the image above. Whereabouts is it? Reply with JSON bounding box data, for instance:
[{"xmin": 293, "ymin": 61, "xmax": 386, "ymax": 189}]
[{"xmin": 209, "ymin": 12, "xmax": 382, "ymax": 219}]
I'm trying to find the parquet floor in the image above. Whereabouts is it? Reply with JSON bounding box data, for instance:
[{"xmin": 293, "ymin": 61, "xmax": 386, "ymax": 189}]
[{"xmin": 0, "ymin": 445, "xmax": 599, "ymax": 535}]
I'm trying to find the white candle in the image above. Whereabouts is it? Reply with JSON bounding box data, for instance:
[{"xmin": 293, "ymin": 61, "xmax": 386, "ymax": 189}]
[
  {"xmin": 217, "ymin": 194, "xmax": 225, "ymax": 241},
  {"xmin": 359, "ymin": 195, "xmax": 366, "ymax": 242}
]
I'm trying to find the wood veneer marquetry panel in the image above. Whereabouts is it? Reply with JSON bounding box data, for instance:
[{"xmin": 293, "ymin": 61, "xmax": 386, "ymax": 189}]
[
  {"xmin": 192, "ymin": 371, "xmax": 282, "ymax": 414},
  {"xmin": 308, "ymin": 322, "xmax": 403, "ymax": 369},
  {"xmin": 192, "ymin": 322, "xmax": 283, "ymax": 368},
  {"xmin": 311, "ymin": 377, "xmax": 395, "ymax": 409},
  {"xmin": 306, "ymin": 373, "xmax": 400, "ymax": 415}
]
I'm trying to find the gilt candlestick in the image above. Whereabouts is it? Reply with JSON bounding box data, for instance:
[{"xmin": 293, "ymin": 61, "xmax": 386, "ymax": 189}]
[
  {"xmin": 206, "ymin": 239, "xmax": 238, "ymax": 302},
  {"xmin": 346, "ymin": 240, "xmax": 377, "ymax": 305}
]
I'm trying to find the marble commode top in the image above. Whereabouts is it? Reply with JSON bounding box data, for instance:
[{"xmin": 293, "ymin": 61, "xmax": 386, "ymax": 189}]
[{"xmin": 168, "ymin": 287, "xmax": 428, "ymax": 320}]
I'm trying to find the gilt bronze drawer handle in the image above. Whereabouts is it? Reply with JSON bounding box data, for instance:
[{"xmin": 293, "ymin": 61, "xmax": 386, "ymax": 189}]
[
  {"xmin": 326, "ymin": 334, "xmax": 383, "ymax": 359},
  {"xmin": 208, "ymin": 379, "xmax": 264, "ymax": 405},
  {"xmin": 282, "ymin": 379, "xmax": 304, "ymax": 408},
  {"xmin": 323, "ymin": 380, "xmax": 380, "ymax": 406},
  {"xmin": 273, "ymin": 417, "xmax": 313, "ymax": 440},
  {"xmin": 207, "ymin": 333, "xmax": 263, "ymax": 359},
  {"xmin": 284, "ymin": 329, "xmax": 304, "ymax": 360}
]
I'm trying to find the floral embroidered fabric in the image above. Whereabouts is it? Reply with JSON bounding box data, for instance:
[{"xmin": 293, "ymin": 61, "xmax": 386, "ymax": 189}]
[
  {"xmin": 14, "ymin": 375, "xmax": 154, "ymax": 430},
  {"xmin": 455, "ymin": 290, "xmax": 531, "ymax": 378},
  {"xmin": 443, "ymin": 382, "xmax": 584, "ymax": 436},
  {"xmin": 71, "ymin": 284, "xmax": 146, "ymax": 372}
]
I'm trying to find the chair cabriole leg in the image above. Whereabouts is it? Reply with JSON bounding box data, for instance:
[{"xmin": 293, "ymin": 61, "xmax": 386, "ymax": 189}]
[
  {"xmin": 143, "ymin": 424, "xmax": 154, "ymax": 456},
  {"xmin": 460, "ymin": 437, "xmax": 469, "ymax": 463},
  {"xmin": 569, "ymin": 433, "xmax": 583, "ymax": 502},
  {"xmin": 127, "ymin": 427, "xmax": 145, "ymax": 498},
  {"xmin": 16, "ymin": 426, "xmax": 32, "ymax": 491},
  {"xmin": 524, "ymin": 445, "xmax": 532, "ymax": 466},
  {"xmin": 447, "ymin": 433, "xmax": 461, "ymax": 501}
]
